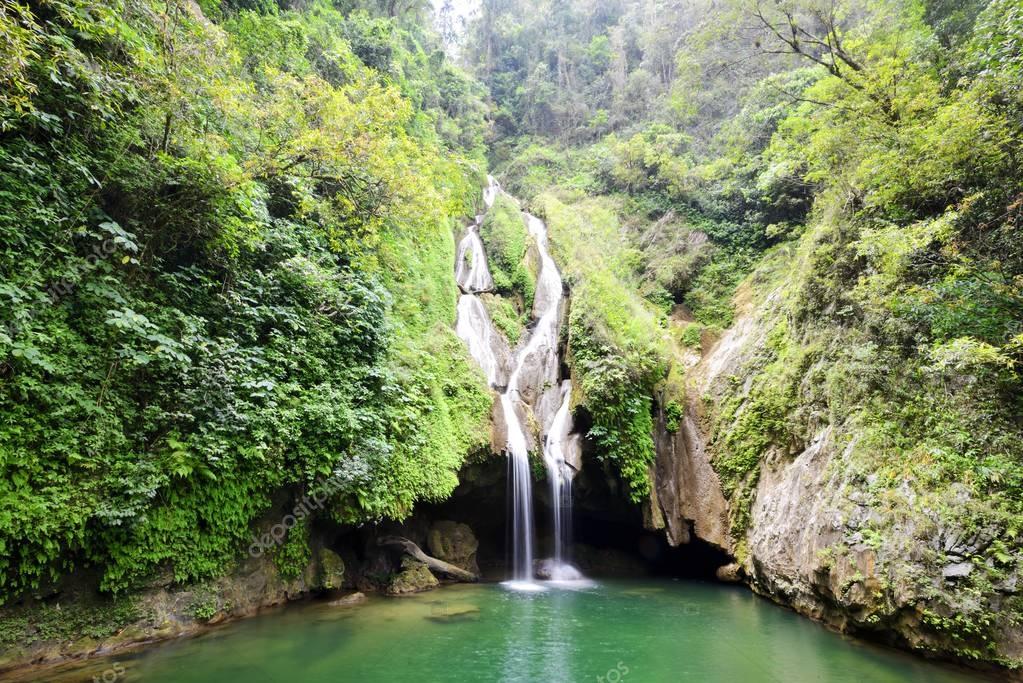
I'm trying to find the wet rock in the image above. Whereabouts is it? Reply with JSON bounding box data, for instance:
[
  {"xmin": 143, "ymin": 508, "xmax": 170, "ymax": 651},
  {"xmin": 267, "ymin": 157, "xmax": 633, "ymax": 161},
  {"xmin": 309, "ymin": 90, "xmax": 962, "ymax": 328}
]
[
  {"xmin": 385, "ymin": 557, "xmax": 439, "ymax": 595},
  {"xmin": 534, "ymin": 559, "xmax": 583, "ymax": 581},
  {"xmin": 328, "ymin": 592, "xmax": 366, "ymax": 607},
  {"xmin": 715, "ymin": 563, "xmax": 742, "ymax": 583},
  {"xmin": 490, "ymin": 398, "xmax": 508, "ymax": 453},
  {"xmin": 427, "ymin": 521, "xmax": 480, "ymax": 576},
  {"xmin": 562, "ymin": 433, "xmax": 583, "ymax": 474}
]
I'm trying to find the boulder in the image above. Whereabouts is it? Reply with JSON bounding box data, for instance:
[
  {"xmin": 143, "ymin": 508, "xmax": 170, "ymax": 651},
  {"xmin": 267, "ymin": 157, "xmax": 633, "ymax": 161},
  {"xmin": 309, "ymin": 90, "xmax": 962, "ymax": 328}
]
[
  {"xmin": 426, "ymin": 603, "xmax": 480, "ymax": 622},
  {"xmin": 715, "ymin": 563, "xmax": 742, "ymax": 583},
  {"xmin": 386, "ymin": 557, "xmax": 439, "ymax": 595},
  {"xmin": 316, "ymin": 548, "xmax": 345, "ymax": 590},
  {"xmin": 427, "ymin": 521, "xmax": 480, "ymax": 576}
]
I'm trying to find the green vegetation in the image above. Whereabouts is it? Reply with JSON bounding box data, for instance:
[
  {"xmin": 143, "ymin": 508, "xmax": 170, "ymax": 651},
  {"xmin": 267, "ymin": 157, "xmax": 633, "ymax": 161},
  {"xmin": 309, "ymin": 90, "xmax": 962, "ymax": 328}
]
[
  {"xmin": 481, "ymin": 193, "xmax": 535, "ymax": 310},
  {"xmin": 538, "ymin": 193, "xmax": 669, "ymax": 500},
  {"xmin": 480, "ymin": 293, "xmax": 524, "ymax": 345},
  {"xmin": 0, "ymin": 0, "xmax": 490, "ymax": 602},
  {"xmin": 0, "ymin": 595, "xmax": 143, "ymax": 650}
]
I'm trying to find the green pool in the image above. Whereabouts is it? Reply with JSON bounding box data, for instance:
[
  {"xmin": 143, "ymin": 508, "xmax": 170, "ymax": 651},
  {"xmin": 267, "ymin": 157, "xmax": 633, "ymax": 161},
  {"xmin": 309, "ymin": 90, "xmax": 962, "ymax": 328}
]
[{"xmin": 32, "ymin": 580, "xmax": 991, "ymax": 682}]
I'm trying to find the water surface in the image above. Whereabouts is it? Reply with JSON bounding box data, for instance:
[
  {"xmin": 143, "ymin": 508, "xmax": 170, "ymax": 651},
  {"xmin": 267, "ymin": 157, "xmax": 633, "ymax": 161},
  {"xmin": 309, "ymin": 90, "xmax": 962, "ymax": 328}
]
[{"xmin": 34, "ymin": 580, "xmax": 991, "ymax": 682}]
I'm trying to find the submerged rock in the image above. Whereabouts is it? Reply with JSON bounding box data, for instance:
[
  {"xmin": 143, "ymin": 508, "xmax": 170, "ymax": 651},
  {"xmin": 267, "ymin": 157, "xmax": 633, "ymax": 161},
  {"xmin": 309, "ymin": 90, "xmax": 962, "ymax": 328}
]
[
  {"xmin": 426, "ymin": 603, "xmax": 480, "ymax": 622},
  {"xmin": 328, "ymin": 592, "xmax": 366, "ymax": 607}
]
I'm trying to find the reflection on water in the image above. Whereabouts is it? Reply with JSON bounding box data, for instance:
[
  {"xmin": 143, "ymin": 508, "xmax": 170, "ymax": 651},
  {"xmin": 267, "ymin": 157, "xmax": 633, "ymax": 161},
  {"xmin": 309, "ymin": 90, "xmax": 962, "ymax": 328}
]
[{"xmin": 26, "ymin": 580, "xmax": 994, "ymax": 683}]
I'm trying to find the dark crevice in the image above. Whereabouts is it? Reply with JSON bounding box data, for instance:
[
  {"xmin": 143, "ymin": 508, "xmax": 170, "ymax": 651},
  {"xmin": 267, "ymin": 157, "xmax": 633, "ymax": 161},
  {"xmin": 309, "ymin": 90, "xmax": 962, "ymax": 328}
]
[{"xmin": 418, "ymin": 452, "xmax": 733, "ymax": 582}]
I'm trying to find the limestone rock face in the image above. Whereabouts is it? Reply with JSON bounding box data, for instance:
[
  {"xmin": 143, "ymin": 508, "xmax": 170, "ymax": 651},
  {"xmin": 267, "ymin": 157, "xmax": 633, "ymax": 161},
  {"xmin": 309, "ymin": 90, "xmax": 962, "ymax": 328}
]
[
  {"xmin": 0, "ymin": 540, "xmax": 357, "ymax": 676},
  {"xmin": 427, "ymin": 521, "xmax": 480, "ymax": 576},
  {"xmin": 655, "ymin": 285, "xmax": 1023, "ymax": 673},
  {"xmin": 648, "ymin": 407, "xmax": 730, "ymax": 551}
]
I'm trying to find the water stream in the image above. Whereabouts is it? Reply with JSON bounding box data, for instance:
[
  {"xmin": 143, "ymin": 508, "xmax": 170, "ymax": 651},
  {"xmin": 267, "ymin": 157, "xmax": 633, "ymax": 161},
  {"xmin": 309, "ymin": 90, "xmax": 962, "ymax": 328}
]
[{"xmin": 454, "ymin": 177, "xmax": 582, "ymax": 587}]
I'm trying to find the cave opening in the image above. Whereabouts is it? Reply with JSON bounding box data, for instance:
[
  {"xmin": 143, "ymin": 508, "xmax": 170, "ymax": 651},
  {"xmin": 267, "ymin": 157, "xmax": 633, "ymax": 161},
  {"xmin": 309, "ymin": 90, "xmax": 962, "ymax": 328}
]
[{"xmin": 414, "ymin": 451, "xmax": 735, "ymax": 583}]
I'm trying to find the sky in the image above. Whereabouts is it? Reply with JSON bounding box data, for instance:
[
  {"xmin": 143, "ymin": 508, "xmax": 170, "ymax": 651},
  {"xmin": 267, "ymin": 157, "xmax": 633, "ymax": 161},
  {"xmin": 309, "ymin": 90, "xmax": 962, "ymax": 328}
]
[{"xmin": 431, "ymin": 0, "xmax": 480, "ymax": 47}]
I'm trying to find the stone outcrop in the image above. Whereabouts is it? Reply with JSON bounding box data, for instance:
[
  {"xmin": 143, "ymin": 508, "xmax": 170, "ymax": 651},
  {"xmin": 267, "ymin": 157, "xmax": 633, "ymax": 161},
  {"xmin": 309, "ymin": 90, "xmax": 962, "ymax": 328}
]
[
  {"xmin": 385, "ymin": 557, "xmax": 440, "ymax": 595},
  {"xmin": 427, "ymin": 521, "xmax": 481, "ymax": 576},
  {"xmin": 648, "ymin": 407, "xmax": 730, "ymax": 551},
  {"xmin": 0, "ymin": 545, "xmax": 348, "ymax": 676},
  {"xmin": 745, "ymin": 430, "xmax": 1023, "ymax": 671}
]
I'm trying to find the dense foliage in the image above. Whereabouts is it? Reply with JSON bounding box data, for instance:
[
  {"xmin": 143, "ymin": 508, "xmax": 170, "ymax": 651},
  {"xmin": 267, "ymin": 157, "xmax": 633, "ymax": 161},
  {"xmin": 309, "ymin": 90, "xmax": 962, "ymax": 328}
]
[{"xmin": 0, "ymin": 0, "xmax": 492, "ymax": 600}]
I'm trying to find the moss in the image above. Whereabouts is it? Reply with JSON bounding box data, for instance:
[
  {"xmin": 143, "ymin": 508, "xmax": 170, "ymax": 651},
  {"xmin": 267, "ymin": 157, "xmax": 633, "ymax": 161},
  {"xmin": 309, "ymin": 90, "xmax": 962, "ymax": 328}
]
[
  {"xmin": 0, "ymin": 595, "xmax": 143, "ymax": 649},
  {"xmin": 481, "ymin": 194, "xmax": 536, "ymax": 310},
  {"xmin": 480, "ymin": 292, "xmax": 525, "ymax": 345}
]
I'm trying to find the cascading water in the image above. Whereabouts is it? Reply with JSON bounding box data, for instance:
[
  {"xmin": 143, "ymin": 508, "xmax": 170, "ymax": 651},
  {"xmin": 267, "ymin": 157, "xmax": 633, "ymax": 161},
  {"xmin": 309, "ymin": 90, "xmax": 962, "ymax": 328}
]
[
  {"xmin": 454, "ymin": 176, "xmax": 584, "ymax": 589},
  {"xmin": 455, "ymin": 223, "xmax": 493, "ymax": 293},
  {"xmin": 542, "ymin": 381, "xmax": 583, "ymax": 581}
]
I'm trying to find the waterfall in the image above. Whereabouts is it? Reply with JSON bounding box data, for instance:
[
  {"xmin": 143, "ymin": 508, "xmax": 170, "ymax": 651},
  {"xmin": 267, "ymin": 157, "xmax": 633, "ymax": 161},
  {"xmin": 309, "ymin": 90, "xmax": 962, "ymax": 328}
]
[
  {"xmin": 455, "ymin": 224, "xmax": 493, "ymax": 293},
  {"xmin": 454, "ymin": 176, "xmax": 583, "ymax": 589},
  {"xmin": 543, "ymin": 381, "xmax": 581, "ymax": 580}
]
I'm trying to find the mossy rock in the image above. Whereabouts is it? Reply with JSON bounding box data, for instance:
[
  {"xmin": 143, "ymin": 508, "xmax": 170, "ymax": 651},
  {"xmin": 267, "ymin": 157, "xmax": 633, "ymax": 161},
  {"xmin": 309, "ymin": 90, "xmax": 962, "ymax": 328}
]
[
  {"xmin": 385, "ymin": 558, "xmax": 439, "ymax": 595},
  {"xmin": 427, "ymin": 521, "xmax": 480, "ymax": 576},
  {"xmin": 317, "ymin": 549, "xmax": 345, "ymax": 591}
]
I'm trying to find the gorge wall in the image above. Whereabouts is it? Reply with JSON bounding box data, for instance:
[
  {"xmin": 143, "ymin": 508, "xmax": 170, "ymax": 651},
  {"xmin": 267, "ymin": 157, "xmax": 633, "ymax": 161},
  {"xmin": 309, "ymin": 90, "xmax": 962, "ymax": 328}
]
[{"xmin": 644, "ymin": 270, "xmax": 1023, "ymax": 673}]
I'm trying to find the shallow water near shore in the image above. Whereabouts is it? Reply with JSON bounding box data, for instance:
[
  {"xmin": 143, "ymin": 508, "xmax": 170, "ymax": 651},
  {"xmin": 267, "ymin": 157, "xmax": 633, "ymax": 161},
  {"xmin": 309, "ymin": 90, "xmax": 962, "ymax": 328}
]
[{"xmin": 31, "ymin": 579, "xmax": 992, "ymax": 682}]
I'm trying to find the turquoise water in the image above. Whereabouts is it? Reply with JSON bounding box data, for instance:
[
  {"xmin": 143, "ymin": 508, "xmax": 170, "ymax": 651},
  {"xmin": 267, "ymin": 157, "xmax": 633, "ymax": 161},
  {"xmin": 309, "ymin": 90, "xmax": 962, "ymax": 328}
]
[{"xmin": 32, "ymin": 580, "xmax": 991, "ymax": 682}]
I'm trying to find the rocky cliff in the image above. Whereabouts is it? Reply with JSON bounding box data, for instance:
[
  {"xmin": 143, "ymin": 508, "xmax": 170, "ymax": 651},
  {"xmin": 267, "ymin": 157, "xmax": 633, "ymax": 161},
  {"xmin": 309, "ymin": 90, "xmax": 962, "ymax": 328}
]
[{"xmin": 647, "ymin": 274, "xmax": 1023, "ymax": 675}]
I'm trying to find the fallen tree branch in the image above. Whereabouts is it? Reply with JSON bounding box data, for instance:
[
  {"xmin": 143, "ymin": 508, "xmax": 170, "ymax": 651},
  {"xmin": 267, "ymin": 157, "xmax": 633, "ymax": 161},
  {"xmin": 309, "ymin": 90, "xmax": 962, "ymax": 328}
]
[{"xmin": 377, "ymin": 535, "xmax": 478, "ymax": 583}]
